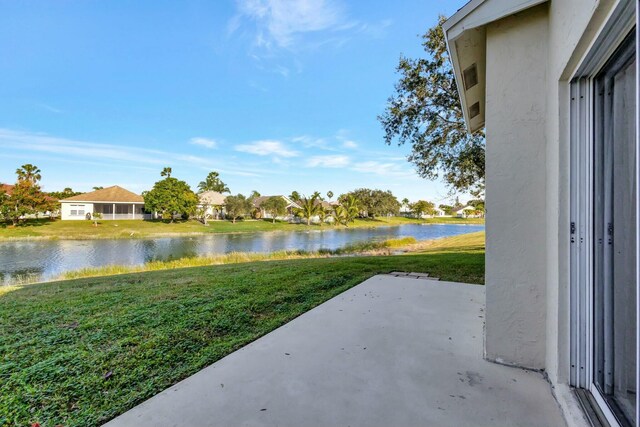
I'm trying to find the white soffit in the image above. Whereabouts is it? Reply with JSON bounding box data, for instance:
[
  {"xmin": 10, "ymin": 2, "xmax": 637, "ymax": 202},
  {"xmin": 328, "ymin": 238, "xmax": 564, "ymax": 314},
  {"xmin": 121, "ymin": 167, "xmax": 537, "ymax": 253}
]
[{"xmin": 443, "ymin": 0, "xmax": 548, "ymax": 133}]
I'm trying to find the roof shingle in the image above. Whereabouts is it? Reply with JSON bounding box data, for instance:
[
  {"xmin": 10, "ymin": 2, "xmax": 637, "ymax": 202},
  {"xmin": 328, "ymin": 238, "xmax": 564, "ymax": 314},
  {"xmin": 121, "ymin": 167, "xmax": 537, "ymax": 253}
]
[{"xmin": 60, "ymin": 186, "xmax": 144, "ymax": 203}]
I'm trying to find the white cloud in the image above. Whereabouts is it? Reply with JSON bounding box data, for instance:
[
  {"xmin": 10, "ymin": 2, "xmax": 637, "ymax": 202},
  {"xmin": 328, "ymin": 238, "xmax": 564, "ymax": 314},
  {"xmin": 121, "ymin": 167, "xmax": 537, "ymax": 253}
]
[
  {"xmin": 351, "ymin": 161, "xmax": 415, "ymax": 178},
  {"xmin": 307, "ymin": 155, "xmax": 350, "ymax": 168},
  {"xmin": 342, "ymin": 140, "xmax": 357, "ymax": 149},
  {"xmin": 35, "ymin": 103, "xmax": 63, "ymax": 114},
  {"xmin": 189, "ymin": 137, "xmax": 218, "ymax": 149},
  {"xmin": 291, "ymin": 135, "xmax": 331, "ymax": 150},
  {"xmin": 0, "ymin": 128, "xmax": 264, "ymax": 178},
  {"xmin": 235, "ymin": 139, "xmax": 299, "ymax": 157},
  {"xmin": 234, "ymin": 0, "xmax": 346, "ymax": 48}
]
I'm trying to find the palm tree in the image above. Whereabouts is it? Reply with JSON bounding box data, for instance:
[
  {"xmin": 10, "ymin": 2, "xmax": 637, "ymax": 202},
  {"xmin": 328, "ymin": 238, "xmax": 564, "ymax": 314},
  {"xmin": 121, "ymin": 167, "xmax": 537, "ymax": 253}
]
[
  {"xmin": 327, "ymin": 190, "xmax": 334, "ymax": 201},
  {"xmin": 297, "ymin": 194, "xmax": 321, "ymax": 226},
  {"xmin": 343, "ymin": 195, "xmax": 360, "ymax": 224},
  {"xmin": 16, "ymin": 164, "xmax": 41, "ymax": 183},
  {"xmin": 332, "ymin": 205, "xmax": 348, "ymax": 226},
  {"xmin": 160, "ymin": 167, "xmax": 172, "ymax": 178},
  {"xmin": 289, "ymin": 191, "xmax": 301, "ymax": 202},
  {"xmin": 402, "ymin": 197, "xmax": 410, "ymax": 207},
  {"xmin": 318, "ymin": 205, "xmax": 331, "ymax": 226},
  {"xmin": 198, "ymin": 171, "xmax": 230, "ymax": 193}
]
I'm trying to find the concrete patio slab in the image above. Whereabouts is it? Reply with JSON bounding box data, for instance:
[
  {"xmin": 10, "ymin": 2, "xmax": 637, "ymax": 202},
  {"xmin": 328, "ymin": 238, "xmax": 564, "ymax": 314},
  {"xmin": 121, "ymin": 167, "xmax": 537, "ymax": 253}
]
[{"xmin": 104, "ymin": 275, "xmax": 566, "ymax": 427}]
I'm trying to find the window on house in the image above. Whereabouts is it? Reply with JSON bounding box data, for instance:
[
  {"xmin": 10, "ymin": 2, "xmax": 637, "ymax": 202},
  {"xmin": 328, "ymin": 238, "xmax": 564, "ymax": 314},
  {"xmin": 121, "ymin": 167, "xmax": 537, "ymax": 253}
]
[
  {"xmin": 115, "ymin": 205, "xmax": 131, "ymax": 214},
  {"xmin": 70, "ymin": 204, "xmax": 86, "ymax": 216}
]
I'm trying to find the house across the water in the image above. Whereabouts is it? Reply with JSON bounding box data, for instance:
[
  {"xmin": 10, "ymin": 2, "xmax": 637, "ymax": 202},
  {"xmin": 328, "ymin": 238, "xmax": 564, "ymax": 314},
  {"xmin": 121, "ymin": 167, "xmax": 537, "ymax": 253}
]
[
  {"xmin": 252, "ymin": 195, "xmax": 301, "ymax": 220},
  {"xmin": 59, "ymin": 185, "xmax": 149, "ymax": 220},
  {"xmin": 197, "ymin": 191, "xmax": 227, "ymax": 219}
]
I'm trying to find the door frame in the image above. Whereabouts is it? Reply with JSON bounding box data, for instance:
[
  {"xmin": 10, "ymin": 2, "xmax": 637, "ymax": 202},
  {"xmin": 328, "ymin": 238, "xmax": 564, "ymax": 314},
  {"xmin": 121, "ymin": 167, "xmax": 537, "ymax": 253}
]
[{"xmin": 569, "ymin": 0, "xmax": 638, "ymax": 425}]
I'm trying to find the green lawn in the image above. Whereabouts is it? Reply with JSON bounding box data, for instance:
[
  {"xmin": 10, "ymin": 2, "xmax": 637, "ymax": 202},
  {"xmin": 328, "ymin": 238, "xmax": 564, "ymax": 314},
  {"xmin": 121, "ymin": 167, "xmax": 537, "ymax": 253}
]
[
  {"xmin": 0, "ymin": 232, "xmax": 484, "ymax": 427},
  {"xmin": 0, "ymin": 216, "xmax": 484, "ymax": 240}
]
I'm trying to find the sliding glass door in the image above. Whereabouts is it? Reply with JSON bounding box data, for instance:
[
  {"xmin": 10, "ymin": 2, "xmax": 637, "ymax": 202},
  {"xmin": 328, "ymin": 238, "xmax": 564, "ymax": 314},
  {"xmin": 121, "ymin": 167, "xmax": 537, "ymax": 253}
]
[
  {"xmin": 569, "ymin": 5, "xmax": 638, "ymax": 423},
  {"xmin": 592, "ymin": 33, "xmax": 637, "ymax": 425}
]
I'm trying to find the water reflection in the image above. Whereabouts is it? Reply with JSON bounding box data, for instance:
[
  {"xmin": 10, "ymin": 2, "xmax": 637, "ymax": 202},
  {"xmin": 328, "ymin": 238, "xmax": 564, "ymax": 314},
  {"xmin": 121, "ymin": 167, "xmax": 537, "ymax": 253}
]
[{"xmin": 0, "ymin": 224, "xmax": 484, "ymax": 284}]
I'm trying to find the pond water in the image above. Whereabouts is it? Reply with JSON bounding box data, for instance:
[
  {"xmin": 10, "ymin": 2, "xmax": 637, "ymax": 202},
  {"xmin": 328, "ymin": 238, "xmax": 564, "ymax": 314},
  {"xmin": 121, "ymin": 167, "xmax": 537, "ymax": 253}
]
[{"xmin": 0, "ymin": 223, "xmax": 484, "ymax": 284}]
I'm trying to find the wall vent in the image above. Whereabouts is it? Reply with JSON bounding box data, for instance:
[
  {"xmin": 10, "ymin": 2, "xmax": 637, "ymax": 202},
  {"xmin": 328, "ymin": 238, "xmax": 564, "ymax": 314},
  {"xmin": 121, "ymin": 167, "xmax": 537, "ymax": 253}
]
[
  {"xmin": 468, "ymin": 102, "xmax": 480, "ymax": 119},
  {"xmin": 463, "ymin": 64, "xmax": 478, "ymax": 90}
]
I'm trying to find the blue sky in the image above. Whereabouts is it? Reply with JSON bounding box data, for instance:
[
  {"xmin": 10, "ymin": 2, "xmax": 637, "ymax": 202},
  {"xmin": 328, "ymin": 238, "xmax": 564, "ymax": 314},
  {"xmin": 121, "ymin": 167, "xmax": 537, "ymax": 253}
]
[{"xmin": 0, "ymin": 0, "xmax": 463, "ymax": 203}]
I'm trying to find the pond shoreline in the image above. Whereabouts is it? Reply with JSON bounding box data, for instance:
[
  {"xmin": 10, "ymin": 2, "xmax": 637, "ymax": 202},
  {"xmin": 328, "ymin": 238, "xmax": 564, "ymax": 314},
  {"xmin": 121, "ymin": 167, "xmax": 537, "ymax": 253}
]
[
  {"xmin": 2, "ymin": 232, "xmax": 486, "ymax": 288},
  {"xmin": 0, "ymin": 224, "xmax": 485, "ymax": 286},
  {"xmin": 0, "ymin": 218, "xmax": 484, "ymax": 241}
]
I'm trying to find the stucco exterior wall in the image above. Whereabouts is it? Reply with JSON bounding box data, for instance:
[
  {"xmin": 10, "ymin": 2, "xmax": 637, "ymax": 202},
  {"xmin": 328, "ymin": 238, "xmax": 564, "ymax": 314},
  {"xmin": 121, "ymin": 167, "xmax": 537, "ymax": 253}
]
[
  {"xmin": 484, "ymin": 4, "xmax": 549, "ymax": 369},
  {"xmin": 60, "ymin": 202, "xmax": 93, "ymax": 220}
]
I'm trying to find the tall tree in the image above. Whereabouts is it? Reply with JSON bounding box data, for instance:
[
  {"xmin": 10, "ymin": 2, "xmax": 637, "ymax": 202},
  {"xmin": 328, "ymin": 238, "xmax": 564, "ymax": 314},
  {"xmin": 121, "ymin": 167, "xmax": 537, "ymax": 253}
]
[
  {"xmin": 261, "ymin": 196, "xmax": 288, "ymax": 223},
  {"xmin": 332, "ymin": 196, "xmax": 359, "ymax": 227},
  {"xmin": 0, "ymin": 187, "xmax": 9, "ymax": 221},
  {"xmin": 410, "ymin": 200, "xmax": 436, "ymax": 217},
  {"xmin": 296, "ymin": 194, "xmax": 321, "ymax": 226},
  {"xmin": 378, "ymin": 16, "xmax": 485, "ymax": 195},
  {"xmin": 339, "ymin": 188, "xmax": 400, "ymax": 218},
  {"xmin": 6, "ymin": 164, "xmax": 52, "ymax": 224},
  {"xmin": 198, "ymin": 171, "xmax": 230, "ymax": 193},
  {"xmin": 143, "ymin": 169, "xmax": 198, "ymax": 222},
  {"xmin": 326, "ymin": 191, "xmax": 334, "ymax": 201},
  {"xmin": 289, "ymin": 191, "xmax": 301, "ymax": 203},
  {"xmin": 225, "ymin": 194, "xmax": 251, "ymax": 223},
  {"xmin": 16, "ymin": 164, "xmax": 41, "ymax": 183},
  {"xmin": 317, "ymin": 205, "xmax": 331, "ymax": 226},
  {"xmin": 160, "ymin": 167, "xmax": 172, "ymax": 178}
]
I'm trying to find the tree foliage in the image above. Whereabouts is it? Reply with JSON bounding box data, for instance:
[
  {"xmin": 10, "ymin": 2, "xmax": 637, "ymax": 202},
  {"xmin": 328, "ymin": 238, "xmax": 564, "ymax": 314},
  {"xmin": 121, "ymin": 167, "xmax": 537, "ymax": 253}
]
[
  {"xmin": 296, "ymin": 194, "xmax": 321, "ymax": 226},
  {"xmin": 16, "ymin": 164, "xmax": 41, "ymax": 183},
  {"xmin": 317, "ymin": 206, "xmax": 331, "ymax": 226},
  {"xmin": 339, "ymin": 188, "xmax": 400, "ymax": 218},
  {"xmin": 261, "ymin": 196, "xmax": 288, "ymax": 223},
  {"xmin": 225, "ymin": 194, "xmax": 251, "ymax": 223},
  {"xmin": 48, "ymin": 188, "xmax": 81, "ymax": 200},
  {"xmin": 410, "ymin": 200, "xmax": 436, "ymax": 217},
  {"xmin": 332, "ymin": 195, "xmax": 359, "ymax": 227},
  {"xmin": 198, "ymin": 171, "xmax": 230, "ymax": 194},
  {"xmin": 378, "ymin": 16, "xmax": 485, "ymax": 195},
  {"xmin": 3, "ymin": 165, "xmax": 54, "ymax": 225},
  {"xmin": 143, "ymin": 169, "xmax": 198, "ymax": 222},
  {"xmin": 439, "ymin": 204, "xmax": 454, "ymax": 215},
  {"xmin": 289, "ymin": 191, "xmax": 301, "ymax": 203}
]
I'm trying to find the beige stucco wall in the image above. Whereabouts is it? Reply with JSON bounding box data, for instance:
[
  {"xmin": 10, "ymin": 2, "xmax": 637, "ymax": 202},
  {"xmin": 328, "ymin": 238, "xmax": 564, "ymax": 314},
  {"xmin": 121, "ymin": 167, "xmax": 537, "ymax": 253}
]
[
  {"xmin": 60, "ymin": 202, "xmax": 93, "ymax": 220},
  {"xmin": 484, "ymin": 4, "xmax": 549, "ymax": 369},
  {"xmin": 544, "ymin": 0, "xmax": 611, "ymax": 387},
  {"xmin": 469, "ymin": 0, "xmax": 625, "ymax": 424}
]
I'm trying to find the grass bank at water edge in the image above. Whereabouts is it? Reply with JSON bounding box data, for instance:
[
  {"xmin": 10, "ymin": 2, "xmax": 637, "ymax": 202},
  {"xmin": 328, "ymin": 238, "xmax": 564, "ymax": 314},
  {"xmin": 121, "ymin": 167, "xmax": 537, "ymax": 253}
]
[
  {"xmin": 0, "ymin": 216, "xmax": 484, "ymax": 240},
  {"xmin": 0, "ymin": 232, "xmax": 484, "ymax": 427}
]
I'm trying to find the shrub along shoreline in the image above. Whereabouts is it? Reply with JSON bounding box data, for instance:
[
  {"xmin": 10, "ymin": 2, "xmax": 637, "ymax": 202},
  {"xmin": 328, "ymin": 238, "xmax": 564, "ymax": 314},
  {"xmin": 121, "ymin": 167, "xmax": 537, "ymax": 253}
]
[{"xmin": 59, "ymin": 237, "xmax": 417, "ymax": 281}]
